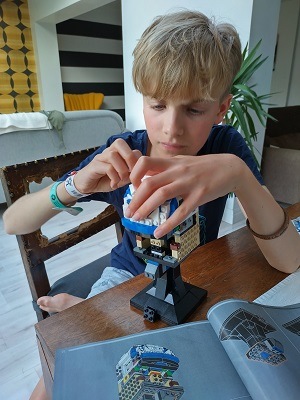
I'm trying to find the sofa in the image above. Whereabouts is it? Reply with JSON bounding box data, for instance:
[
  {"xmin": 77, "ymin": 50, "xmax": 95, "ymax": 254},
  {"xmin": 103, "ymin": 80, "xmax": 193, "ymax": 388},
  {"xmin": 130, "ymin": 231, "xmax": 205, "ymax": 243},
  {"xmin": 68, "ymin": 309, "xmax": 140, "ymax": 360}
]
[
  {"xmin": 0, "ymin": 110, "xmax": 125, "ymax": 204},
  {"xmin": 261, "ymin": 106, "xmax": 300, "ymax": 205}
]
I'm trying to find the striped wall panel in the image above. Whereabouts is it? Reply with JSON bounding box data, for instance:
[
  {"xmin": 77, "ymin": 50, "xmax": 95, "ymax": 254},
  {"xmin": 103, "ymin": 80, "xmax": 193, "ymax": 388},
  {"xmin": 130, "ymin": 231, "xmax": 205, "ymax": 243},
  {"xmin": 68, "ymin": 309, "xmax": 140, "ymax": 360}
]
[{"xmin": 56, "ymin": 18, "xmax": 125, "ymax": 120}]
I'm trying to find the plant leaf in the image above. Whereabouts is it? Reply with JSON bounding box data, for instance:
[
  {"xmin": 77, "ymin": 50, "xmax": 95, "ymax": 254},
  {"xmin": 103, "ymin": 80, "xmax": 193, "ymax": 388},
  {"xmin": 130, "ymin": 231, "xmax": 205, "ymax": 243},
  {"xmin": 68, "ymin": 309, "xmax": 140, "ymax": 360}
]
[{"xmin": 226, "ymin": 39, "xmax": 273, "ymax": 165}]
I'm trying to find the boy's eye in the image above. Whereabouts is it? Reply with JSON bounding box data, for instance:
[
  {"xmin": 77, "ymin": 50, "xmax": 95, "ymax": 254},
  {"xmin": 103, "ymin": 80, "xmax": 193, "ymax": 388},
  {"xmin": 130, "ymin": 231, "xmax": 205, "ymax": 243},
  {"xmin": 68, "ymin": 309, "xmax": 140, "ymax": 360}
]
[
  {"xmin": 152, "ymin": 104, "xmax": 165, "ymax": 111},
  {"xmin": 188, "ymin": 108, "xmax": 205, "ymax": 115}
]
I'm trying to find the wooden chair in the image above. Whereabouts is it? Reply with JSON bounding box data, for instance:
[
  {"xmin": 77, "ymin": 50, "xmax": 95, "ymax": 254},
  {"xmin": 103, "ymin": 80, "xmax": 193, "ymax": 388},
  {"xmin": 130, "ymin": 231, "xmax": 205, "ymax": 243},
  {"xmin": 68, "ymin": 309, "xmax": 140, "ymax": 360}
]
[{"xmin": 0, "ymin": 149, "xmax": 123, "ymax": 321}]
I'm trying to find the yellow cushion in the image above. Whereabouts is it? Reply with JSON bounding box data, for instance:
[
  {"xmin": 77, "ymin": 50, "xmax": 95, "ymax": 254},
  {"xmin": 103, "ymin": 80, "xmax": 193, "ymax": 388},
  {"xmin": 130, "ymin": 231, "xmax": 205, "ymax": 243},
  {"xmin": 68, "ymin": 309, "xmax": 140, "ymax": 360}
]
[{"xmin": 64, "ymin": 93, "xmax": 104, "ymax": 111}]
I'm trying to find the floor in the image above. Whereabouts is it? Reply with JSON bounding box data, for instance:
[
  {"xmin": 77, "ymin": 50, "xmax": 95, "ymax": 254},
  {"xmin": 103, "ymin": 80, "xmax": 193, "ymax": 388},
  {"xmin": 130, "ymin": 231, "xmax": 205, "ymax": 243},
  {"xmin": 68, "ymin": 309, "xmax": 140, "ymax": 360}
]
[{"xmin": 0, "ymin": 201, "xmax": 244, "ymax": 399}]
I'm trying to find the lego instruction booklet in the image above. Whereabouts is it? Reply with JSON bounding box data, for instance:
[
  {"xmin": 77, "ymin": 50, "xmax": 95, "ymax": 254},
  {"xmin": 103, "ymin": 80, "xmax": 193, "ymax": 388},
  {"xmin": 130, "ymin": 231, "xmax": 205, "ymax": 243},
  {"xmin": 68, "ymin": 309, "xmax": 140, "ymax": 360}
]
[{"xmin": 53, "ymin": 298, "xmax": 300, "ymax": 400}]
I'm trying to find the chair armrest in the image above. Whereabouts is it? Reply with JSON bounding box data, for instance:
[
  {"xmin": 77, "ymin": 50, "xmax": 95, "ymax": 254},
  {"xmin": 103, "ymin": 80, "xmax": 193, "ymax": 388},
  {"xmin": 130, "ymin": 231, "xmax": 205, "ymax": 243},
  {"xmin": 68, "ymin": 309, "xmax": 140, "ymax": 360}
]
[{"xmin": 22, "ymin": 205, "xmax": 121, "ymax": 266}]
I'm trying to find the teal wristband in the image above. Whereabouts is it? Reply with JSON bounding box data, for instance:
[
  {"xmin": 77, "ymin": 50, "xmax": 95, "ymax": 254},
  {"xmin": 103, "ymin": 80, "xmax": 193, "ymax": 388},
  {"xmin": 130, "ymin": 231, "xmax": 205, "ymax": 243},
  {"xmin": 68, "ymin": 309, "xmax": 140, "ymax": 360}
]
[{"xmin": 50, "ymin": 182, "xmax": 83, "ymax": 216}]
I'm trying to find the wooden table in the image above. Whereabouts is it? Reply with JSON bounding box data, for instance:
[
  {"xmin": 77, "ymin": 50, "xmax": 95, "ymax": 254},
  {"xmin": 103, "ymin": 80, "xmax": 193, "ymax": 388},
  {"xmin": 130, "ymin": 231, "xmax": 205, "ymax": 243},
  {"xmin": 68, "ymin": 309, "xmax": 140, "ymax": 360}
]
[{"xmin": 35, "ymin": 203, "xmax": 300, "ymax": 399}]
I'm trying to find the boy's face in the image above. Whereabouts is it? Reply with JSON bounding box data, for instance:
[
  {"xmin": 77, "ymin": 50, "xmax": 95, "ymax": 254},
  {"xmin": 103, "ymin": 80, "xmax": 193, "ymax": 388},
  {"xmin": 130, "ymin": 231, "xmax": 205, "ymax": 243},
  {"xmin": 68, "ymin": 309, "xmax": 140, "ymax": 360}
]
[{"xmin": 143, "ymin": 95, "xmax": 231, "ymax": 157}]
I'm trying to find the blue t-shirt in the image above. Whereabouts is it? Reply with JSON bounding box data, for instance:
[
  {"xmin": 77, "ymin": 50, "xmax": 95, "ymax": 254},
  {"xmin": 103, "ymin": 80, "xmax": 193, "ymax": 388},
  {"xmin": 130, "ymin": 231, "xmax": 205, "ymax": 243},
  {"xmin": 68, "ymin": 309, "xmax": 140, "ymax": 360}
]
[{"xmin": 60, "ymin": 125, "xmax": 263, "ymax": 276}]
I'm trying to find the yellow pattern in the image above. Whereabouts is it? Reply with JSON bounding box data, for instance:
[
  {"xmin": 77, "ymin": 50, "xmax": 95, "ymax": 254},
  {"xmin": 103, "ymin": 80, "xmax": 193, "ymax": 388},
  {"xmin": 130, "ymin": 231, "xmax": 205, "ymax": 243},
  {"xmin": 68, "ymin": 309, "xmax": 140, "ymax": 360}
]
[{"xmin": 0, "ymin": 0, "xmax": 40, "ymax": 114}]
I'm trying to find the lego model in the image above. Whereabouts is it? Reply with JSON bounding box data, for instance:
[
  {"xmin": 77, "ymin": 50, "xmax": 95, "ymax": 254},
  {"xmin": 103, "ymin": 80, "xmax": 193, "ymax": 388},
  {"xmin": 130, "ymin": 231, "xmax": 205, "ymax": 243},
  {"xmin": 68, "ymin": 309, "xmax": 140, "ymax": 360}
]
[
  {"xmin": 116, "ymin": 344, "xmax": 184, "ymax": 400},
  {"xmin": 122, "ymin": 183, "xmax": 207, "ymax": 325},
  {"xmin": 219, "ymin": 308, "xmax": 286, "ymax": 365}
]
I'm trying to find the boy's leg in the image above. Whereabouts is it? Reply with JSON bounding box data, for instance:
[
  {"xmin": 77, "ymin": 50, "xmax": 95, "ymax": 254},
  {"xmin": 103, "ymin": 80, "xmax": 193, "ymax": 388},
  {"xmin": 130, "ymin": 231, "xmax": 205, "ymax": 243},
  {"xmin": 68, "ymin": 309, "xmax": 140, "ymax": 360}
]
[
  {"xmin": 37, "ymin": 267, "xmax": 134, "ymax": 313},
  {"xmin": 29, "ymin": 376, "xmax": 48, "ymax": 400},
  {"xmin": 37, "ymin": 293, "xmax": 83, "ymax": 313},
  {"xmin": 86, "ymin": 267, "xmax": 134, "ymax": 298}
]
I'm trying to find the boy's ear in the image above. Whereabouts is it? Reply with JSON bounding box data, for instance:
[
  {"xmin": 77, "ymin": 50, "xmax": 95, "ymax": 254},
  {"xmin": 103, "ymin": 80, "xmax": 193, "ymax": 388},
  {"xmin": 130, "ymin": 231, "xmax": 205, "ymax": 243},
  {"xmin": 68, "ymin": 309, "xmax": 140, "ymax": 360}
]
[{"xmin": 215, "ymin": 95, "xmax": 232, "ymax": 124}]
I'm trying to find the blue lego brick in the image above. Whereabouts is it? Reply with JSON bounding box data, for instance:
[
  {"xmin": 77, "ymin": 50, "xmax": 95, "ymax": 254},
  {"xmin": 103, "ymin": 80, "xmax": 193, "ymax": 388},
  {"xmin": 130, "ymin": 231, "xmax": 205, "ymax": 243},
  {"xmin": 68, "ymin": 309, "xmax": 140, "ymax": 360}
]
[
  {"xmin": 147, "ymin": 259, "xmax": 160, "ymax": 266},
  {"xmin": 121, "ymin": 217, "xmax": 156, "ymax": 235}
]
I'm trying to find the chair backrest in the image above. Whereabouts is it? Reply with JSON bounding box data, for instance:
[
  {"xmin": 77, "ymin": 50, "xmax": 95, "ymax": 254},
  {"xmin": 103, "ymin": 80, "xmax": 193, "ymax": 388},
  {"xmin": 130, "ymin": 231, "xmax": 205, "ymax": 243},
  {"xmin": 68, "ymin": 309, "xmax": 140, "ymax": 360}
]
[
  {"xmin": 0, "ymin": 109, "xmax": 125, "ymax": 203},
  {"xmin": 0, "ymin": 149, "xmax": 123, "ymax": 320}
]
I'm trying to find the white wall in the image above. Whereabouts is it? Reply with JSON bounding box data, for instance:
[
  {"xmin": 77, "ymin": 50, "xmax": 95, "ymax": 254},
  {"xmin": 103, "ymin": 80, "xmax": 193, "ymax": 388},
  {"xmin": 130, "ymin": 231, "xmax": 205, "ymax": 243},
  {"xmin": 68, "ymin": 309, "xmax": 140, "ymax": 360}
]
[
  {"xmin": 270, "ymin": 0, "xmax": 300, "ymax": 107},
  {"xmin": 75, "ymin": 0, "xmax": 122, "ymax": 25},
  {"xmin": 28, "ymin": 20, "xmax": 64, "ymax": 111},
  {"xmin": 248, "ymin": 0, "xmax": 281, "ymax": 162},
  {"xmin": 121, "ymin": 0, "xmax": 281, "ymax": 163},
  {"xmin": 289, "ymin": 15, "xmax": 300, "ymax": 105},
  {"xmin": 28, "ymin": 0, "xmax": 113, "ymax": 24}
]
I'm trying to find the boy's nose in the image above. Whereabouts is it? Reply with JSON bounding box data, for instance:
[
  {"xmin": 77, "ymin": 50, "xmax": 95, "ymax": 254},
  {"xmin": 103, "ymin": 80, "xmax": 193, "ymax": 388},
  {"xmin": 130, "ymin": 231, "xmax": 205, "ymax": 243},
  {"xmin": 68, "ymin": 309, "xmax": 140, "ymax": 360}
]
[{"xmin": 163, "ymin": 111, "xmax": 184, "ymax": 137}]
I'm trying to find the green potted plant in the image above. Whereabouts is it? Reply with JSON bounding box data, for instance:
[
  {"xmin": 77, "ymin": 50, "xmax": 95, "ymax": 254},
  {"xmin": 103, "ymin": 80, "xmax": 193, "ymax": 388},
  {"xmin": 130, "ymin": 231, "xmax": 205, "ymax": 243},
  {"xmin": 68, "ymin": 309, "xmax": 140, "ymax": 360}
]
[{"xmin": 224, "ymin": 40, "xmax": 275, "ymax": 166}]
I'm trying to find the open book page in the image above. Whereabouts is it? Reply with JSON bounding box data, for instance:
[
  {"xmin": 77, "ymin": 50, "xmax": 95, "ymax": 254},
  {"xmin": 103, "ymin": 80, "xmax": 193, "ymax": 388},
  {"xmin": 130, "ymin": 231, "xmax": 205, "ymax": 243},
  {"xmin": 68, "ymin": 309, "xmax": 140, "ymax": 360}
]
[
  {"xmin": 254, "ymin": 216, "xmax": 300, "ymax": 307},
  {"xmin": 207, "ymin": 299, "xmax": 300, "ymax": 400},
  {"xmin": 254, "ymin": 268, "xmax": 300, "ymax": 307},
  {"xmin": 53, "ymin": 321, "xmax": 251, "ymax": 400}
]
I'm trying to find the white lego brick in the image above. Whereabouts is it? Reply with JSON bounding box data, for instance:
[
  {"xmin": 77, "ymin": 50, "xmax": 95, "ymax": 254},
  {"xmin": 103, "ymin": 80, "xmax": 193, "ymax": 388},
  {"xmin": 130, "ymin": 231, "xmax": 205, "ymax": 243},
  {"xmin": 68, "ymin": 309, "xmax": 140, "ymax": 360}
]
[
  {"xmin": 128, "ymin": 183, "xmax": 136, "ymax": 196},
  {"xmin": 148, "ymin": 207, "xmax": 160, "ymax": 226}
]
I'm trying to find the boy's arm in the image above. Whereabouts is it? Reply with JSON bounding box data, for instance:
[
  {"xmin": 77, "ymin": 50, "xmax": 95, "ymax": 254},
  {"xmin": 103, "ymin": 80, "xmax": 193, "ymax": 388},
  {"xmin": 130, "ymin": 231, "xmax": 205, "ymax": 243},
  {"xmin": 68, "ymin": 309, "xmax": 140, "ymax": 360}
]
[
  {"xmin": 3, "ymin": 139, "xmax": 141, "ymax": 235},
  {"xmin": 127, "ymin": 154, "xmax": 300, "ymax": 274},
  {"xmin": 235, "ymin": 178, "xmax": 300, "ymax": 273},
  {"xmin": 3, "ymin": 183, "xmax": 78, "ymax": 234}
]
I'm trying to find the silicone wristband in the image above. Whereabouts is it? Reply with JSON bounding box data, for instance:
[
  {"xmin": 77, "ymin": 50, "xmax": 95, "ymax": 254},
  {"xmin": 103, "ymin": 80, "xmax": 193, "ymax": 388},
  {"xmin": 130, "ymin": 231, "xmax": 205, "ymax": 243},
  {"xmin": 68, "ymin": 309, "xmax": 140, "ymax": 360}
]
[
  {"xmin": 64, "ymin": 173, "xmax": 89, "ymax": 199},
  {"xmin": 50, "ymin": 182, "xmax": 83, "ymax": 216}
]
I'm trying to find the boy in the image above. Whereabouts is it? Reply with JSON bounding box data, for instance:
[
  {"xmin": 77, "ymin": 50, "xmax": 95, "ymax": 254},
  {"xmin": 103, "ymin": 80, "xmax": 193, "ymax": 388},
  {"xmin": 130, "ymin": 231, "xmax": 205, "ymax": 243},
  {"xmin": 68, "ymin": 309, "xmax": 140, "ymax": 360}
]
[{"xmin": 3, "ymin": 10, "xmax": 300, "ymax": 399}]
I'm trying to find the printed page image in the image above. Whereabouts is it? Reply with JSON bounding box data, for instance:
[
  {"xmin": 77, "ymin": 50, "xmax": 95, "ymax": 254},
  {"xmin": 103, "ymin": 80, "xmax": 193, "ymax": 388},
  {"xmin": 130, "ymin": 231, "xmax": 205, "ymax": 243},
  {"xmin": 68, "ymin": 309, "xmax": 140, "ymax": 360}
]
[
  {"xmin": 207, "ymin": 299, "xmax": 300, "ymax": 400},
  {"xmin": 53, "ymin": 321, "xmax": 251, "ymax": 400}
]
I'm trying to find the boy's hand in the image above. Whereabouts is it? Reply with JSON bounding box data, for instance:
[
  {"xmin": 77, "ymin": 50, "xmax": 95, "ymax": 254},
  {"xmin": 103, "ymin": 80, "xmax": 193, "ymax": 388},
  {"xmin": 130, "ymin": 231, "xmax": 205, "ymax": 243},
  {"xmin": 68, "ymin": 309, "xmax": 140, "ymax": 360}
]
[
  {"xmin": 126, "ymin": 154, "xmax": 245, "ymax": 238},
  {"xmin": 73, "ymin": 139, "xmax": 142, "ymax": 194}
]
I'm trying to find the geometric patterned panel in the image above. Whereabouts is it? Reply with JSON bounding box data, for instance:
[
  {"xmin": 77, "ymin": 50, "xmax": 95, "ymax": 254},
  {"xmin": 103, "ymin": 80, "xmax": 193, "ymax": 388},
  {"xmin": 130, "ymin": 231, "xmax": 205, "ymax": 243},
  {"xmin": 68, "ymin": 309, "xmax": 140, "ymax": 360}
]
[{"xmin": 0, "ymin": 0, "xmax": 40, "ymax": 113}]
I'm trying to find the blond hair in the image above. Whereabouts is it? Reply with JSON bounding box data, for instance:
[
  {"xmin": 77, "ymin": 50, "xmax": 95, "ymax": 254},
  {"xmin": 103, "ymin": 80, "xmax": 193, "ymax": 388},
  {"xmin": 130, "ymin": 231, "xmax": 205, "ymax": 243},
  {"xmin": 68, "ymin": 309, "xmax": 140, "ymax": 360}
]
[{"xmin": 132, "ymin": 10, "xmax": 242, "ymax": 101}]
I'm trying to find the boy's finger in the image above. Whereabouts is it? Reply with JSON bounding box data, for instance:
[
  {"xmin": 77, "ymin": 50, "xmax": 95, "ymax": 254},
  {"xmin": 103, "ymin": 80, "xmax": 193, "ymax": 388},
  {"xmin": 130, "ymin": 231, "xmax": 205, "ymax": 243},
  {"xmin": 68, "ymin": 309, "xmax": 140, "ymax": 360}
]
[
  {"xmin": 109, "ymin": 153, "xmax": 130, "ymax": 180},
  {"xmin": 112, "ymin": 139, "xmax": 142, "ymax": 171},
  {"xmin": 130, "ymin": 156, "xmax": 171, "ymax": 188},
  {"xmin": 153, "ymin": 197, "xmax": 199, "ymax": 238},
  {"xmin": 125, "ymin": 173, "xmax": 174, "ymax": 218},
  {"xmin": 125, "ymin": 149, "xmax": 142, "ymax": 172}
]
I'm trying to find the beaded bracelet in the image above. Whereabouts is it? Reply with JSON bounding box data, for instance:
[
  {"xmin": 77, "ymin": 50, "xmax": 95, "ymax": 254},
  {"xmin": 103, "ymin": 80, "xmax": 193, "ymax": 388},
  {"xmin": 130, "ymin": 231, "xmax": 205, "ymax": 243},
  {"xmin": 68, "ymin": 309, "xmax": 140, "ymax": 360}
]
[{"xmin": 246, "ymin": 207, "xmax": 290, "ymax": 240}]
